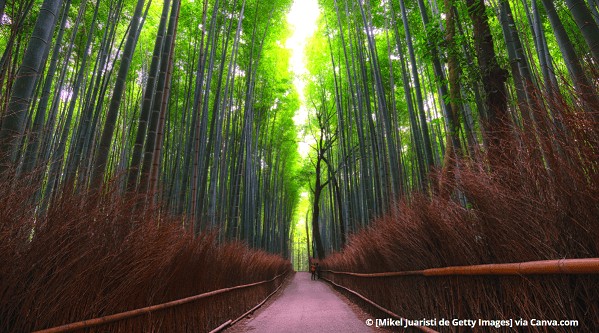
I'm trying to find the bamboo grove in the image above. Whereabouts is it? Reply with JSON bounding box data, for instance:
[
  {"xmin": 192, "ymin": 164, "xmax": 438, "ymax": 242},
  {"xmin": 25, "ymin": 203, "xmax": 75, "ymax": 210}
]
[
  {"xmin": 302, "ymin": 0, "xmax": 599, "ymax": 259},
  {"xmin": 1, "ymin": 0, "xmax": 599, "ymax": 264},
  {"xmin": 0, "ymin": 0, "xmax": 302, "ymax": 255}
]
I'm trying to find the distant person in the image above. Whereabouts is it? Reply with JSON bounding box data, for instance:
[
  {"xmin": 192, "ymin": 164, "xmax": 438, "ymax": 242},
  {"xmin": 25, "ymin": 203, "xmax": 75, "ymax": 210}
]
[
  {"xmin": 315, "ymin": 263, "xmax": 321, "ymax": 280},
  {"xmin": 310, "ymin": 263, "xmax": 317, "ymax": 280}
]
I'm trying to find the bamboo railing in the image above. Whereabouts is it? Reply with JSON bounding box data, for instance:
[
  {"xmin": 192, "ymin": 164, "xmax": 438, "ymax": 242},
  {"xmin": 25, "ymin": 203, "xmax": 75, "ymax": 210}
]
[{"xmin": 323, "ymin": 258, "xmax": 599, "ymax": 278}]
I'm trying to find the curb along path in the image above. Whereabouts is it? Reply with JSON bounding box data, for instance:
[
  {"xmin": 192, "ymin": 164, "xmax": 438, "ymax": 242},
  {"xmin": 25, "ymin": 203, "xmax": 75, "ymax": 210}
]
[{"xmin": 228, "ymin": 272, "xmax": 375, "ymax": 333}]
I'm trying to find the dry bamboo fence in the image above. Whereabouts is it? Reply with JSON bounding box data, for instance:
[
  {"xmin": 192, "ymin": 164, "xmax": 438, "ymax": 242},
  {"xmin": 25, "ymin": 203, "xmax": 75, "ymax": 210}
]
[
  {"xmin": 34, "ymin": 271, "xmax": 289, "ymax": 333},
  {"xmin": 321, "ymin": 258, "xmax": 599, "ymax": 332}
]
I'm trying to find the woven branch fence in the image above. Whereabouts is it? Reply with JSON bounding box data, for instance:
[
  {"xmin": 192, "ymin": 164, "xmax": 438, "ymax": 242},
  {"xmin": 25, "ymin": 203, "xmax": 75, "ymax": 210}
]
[
  {"xmin": 321, "ymin": 259, "xmax": 599, "ymax": 332},
  {"xmin": 34, "ymin": 271, "xmax": 289, "ymax": 333}
]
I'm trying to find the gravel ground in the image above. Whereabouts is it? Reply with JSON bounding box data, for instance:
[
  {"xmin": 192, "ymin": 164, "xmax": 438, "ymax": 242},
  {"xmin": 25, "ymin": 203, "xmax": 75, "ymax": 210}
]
[{"xmin": 226, "ymin": 272, "xmax": 378, "ymax": 333}]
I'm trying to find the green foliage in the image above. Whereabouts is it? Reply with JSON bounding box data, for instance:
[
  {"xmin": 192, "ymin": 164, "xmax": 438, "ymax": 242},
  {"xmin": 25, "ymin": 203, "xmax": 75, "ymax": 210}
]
[
  {"xmin": 0, "ymin": 0, "xmax": 302, "ymax": 256},
  {"xmin": 1, "ymin": 0, "xmax": 598, "ymax": 260}
]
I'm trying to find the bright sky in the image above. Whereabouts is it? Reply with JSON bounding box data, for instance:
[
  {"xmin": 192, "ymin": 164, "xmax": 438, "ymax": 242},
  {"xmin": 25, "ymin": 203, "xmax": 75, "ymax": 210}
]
[
  {"xmin": 286, "ymin": 0, "xmax": 319, "ymax": 95},
  {"xmin": 286, "ymin": 1, "xmax": 320, "ymax": 265},
  {"xmin": 286, "ymin": 0, "xmax": 320, "ymax": 157}
]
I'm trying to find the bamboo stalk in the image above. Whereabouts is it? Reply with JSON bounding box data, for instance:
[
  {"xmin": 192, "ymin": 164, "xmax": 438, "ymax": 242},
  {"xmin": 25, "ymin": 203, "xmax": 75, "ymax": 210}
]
[{"xmin": 323, "ymin": 258, "xmax": 599, "ymax": 278}]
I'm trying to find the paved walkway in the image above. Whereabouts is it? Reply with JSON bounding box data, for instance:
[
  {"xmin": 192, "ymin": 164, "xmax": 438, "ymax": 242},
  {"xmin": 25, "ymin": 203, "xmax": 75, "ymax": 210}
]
[{"xmin": 230, "ymin": 272, "xmax": 374, "ymax": 333}]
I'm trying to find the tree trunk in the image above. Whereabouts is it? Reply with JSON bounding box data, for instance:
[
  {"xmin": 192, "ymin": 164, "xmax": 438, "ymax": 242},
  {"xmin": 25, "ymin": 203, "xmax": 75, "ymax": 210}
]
[
  {"xmin": 438, "ymin": 0, "xmax": 462, "ymax": 195},
  {"xmin": 92, "ymin": 0, "xmax": 146, "ymax": 187},
  {"xmin": 0, "ymin": 0, "xmax": 63, "ymax": 169},
  {"xmin": 399, "ymin": 0, "xmax": 434, "ymax": 169},
  {"xmin": 20, "ymin": 0, "xmax": 72, "ymax": 175},
  {"xmin": 499, "ymin": 0, "xmax": 530, "ymax": 124},
  {"xmin": 588, "ymin": 0, "xmax": 599, "ymax": 26},
  {"xmin": 564, "ymin": 0, "xmax": 599, "ymax": 63},
  {"xmin": 312, "ymin": 156, "xmax": 326, "ymax": 260},
  {"xmin": 523, "ymin": 0, "xmax": 558, "ymax": 93},
  {"xmin": 416, "ymin": 0, "xmax": 459, "ymax": 153},
  {"xmin": 541, "ymin": 0, "xmax": 599, "ymax": 109},
  {"xmin": 465, "ymin": 0, "xmax": 509, "ymax": 161},
  {"xmin": 148, "ymin": 0, "xmax": 181, "ymax": 201},
  {"xmin": 390, "ymin": 6, "xmax": 427, "ymax": 189},
  {"xmin": 0, "ymin": 0, "xmax": 6, "ymax": 20},
  {"xmin": 127, "ymin": 0, "xmax": 171, "ymax": 192}
]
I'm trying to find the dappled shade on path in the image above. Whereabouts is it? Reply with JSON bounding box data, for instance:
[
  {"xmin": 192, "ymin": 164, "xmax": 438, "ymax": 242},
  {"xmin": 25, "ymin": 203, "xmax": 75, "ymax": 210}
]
[{"xmin": 231, "ymin": 272, "xmax": 374, "ymax": 333}]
